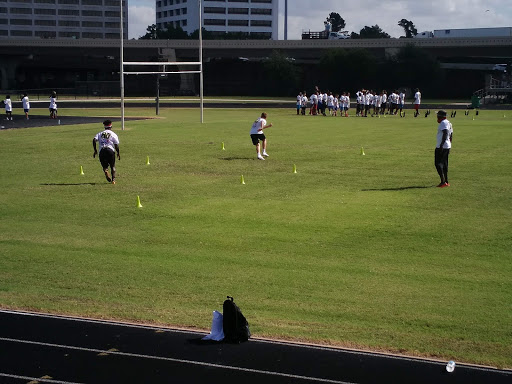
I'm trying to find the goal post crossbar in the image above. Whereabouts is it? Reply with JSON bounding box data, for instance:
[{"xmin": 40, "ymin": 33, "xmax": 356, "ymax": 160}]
[
  {"xmin": 124, "ymin": 71, "xmax": 202, "ymax": 75},
  {"xmin": 120, "ymin": 0, "xmax": 204, "ymax": 128},
  {"xmin": 123, "ymin": 61, "xmax": 202, "ymax": 66}
]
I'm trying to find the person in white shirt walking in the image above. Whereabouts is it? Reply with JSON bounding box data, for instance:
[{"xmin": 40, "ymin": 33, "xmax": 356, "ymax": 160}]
[
  {"xmin": 4, "ymin": 95, "xmax": 12, "ymax": 120},
  {"xmin": 250, "ymin": 112, "xmax": 272, "ymax": 160},
  {"xmin": 434, "ymin": 110, "xmax": 453, "ymax": 187},
  {"xmin": 21, "ymin": 93, "xmax": 30, "ymax": 120},
  {"xmin": 93, "ymin": 120, "xmax": 121, "ymax": 184},
  {"xmin": 49, "ymin": 91, "xmax": 57, "ymax": 119}
]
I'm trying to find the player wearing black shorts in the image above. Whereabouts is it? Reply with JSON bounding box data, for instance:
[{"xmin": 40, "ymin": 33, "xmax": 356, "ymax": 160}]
[{"xmin": 93, "ymin": 120, "xmax": 120, "ymax": 184}]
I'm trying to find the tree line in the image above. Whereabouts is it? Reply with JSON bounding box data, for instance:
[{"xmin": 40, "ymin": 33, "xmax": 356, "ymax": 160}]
[
  {"xmin": 139, "ymin": 13, "xmax": 418, "ymax": 40},
  {"xmin": 325, "ymin": 12, "xmax": 418, "ymax": 39}
]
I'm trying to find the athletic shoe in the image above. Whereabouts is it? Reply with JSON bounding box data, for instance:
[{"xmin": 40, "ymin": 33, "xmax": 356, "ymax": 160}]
[
  {"xmin": 436, "ymin": 183, "xmax": 445, "ymax": 188},
  {"xmin": 257, "ymin": 155, "xmax": 265, "ymax": 160},
  {"xmin": 111, "ymin": 180, "xmax": 116, "ymax": 185},
  {"xmin": 104, "ymin": 170, "xmax": 112, "ymax": 182},
  {"xmin": 262, "ymin": 151, "xmax": 269, "ymax": 157},
  {"xmin": 443, "ymin": 182, "xmax": 450, "ymax": 187}
]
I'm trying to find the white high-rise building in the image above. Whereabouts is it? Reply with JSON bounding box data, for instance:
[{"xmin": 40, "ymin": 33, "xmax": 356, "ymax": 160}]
[
  {"xmin": 155, "ymin": 0, "xmax": 278, "ymax": 40},
  {"xmin": 0, "ymin": 0, "xmax": 128, "ymax": 39}
]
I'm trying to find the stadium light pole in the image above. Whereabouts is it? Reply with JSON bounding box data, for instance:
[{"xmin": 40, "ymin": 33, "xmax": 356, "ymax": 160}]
[
  {"xmin": 199, "ymin": 0, "xmax": 204, "ymax": 123},
  {"xmin": 120, "ymin": 0, "xmax": 125, "ymax": 130}
]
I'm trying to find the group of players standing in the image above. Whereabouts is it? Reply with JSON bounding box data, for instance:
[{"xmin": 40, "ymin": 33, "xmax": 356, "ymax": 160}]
[{"xmin": 296, "ymin": 88, "xmax": 422, "ymax": 118}]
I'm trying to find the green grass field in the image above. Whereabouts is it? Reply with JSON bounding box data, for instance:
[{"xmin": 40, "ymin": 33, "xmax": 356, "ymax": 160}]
[{"xmin": 1, "ymin": 107, "xmax": 511, "ymax": 368}]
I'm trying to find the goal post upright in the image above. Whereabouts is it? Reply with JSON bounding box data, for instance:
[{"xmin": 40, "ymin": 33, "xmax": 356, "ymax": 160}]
[
  {"xmin": 120, "ymin": 0, "xmax": 204, "ymax": 127},
  {"xmin": 199, "ymin": 0, "xmax": 204, "ymax": 123},
  {"xmin": 120, "ymin": 0, "xmax": 125, "ymax": 130}
]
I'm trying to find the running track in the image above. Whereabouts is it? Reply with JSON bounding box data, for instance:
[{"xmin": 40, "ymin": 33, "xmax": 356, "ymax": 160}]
[{"xmin": 0, "ymin": 310, "xmax": 510, "ymax": 384}]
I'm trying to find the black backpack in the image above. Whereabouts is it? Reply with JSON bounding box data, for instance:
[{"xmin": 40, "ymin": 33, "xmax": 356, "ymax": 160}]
[{"xmin": 223, "ymin": 296, "xmax": 251, "ymax": 343}]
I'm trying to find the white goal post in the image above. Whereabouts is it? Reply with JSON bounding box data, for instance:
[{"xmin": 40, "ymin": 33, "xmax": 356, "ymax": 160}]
[{"xmin": 119, "ymin": 0, "xmax": 204, "ymax": 130}]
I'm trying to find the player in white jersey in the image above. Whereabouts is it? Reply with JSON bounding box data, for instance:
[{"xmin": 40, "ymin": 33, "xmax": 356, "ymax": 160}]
[
  {"xmin": 93, "ymin": 120, "xmax": 121, "ymax": 184},
  {"xmin": 382, "ymin": 91, "xmax": 387, "ymax": 115},
  {"xmin": 49, "ymin": 91, "xmax": 57, "ymax": 119},
  {"xmin": 250, "ymin": 112, "xmax": 272, "ymax": 160},
  {"xmin": 4, "ymin": 95, "xmax": 12, "ymax": 120},
  {"xmin": 296, "ymin": 92, "xmax": 302, "ymax": 115},
  {"xmin": 333, "ymin": 94, "xmax": 339, "ymax": 116},
  {"xmin": 327, "ymin": 92, "xmax": 334, "ymax": 115},
  {"xmin": 301, "ymin": 92, "xmax": 308, "ymax": 115},
  {"xmin": 372, "ymin": 92, "xmax": 379, "ymax": 116},
  {"xmin": 434, "ymin": 110, "xmax": 453, "ymax": 187},
  {"xmin": 356, "ymin": 90, "xmax": 363, "ymax": 116},
  {"xmin": 399, "ymin": 90, "xmax": 406, "ymax": 117},
  {"xmin": 413, "ymin": 88, "xmax": 421, "ymax": 117},
  {"xmin": 310, "ymin": 93, "xmax": 318, "ymax": 115},
  {"xmin": 21, "ymin": 93, "xmax": 30, "ymax": 120},
  {"xmin": 344, "ymin": 92, "xmax": 351, "ymax": 117},
  {"xmin": 376, "ymin": 92, "xmax": 382, "ymax": 113}
]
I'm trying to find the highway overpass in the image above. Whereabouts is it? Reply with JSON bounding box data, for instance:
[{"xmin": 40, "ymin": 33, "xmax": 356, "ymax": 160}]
[{"xmin": 1, "ymin": 37, "xmax": 511, "ymax": 93}]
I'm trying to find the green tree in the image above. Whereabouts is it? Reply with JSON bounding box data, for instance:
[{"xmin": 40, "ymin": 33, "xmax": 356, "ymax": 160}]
[
  {"xmin": 358, "ymin": 25, "xmax": 391, "ymax": 39},
  {"xmin": 326, "ymin": 12, "xmax": 346, "ymax": 32},
  {"xmin": 139, "ymin": 24, "xmax": 160, "ymax": 40},
  {"xmin": 139, "ymin": 24, "xmax": 189, "ymax": 40},
  {"xmin": 189, "ymin": 27, "xmax": 215, "ymax": 40},
  {"xmin": 319, "ymin": 48, "xmax": 378, "ymax": 90},
  {"xmin": 391, "ymin": 44, "xmax": 443, "ymax": 93},
  {"xmin": 262, "ymin": 50, "xmax": 300, "ymax": 96},
  {"xmin": 398, "ymin": 19, "xmax": 418, "ymax": 38}
]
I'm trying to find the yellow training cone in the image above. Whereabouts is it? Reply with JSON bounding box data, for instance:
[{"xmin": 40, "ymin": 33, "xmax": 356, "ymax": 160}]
[
  {"xmin": 241, "ymin": 175, "xmax": 245, "ymax": 185},
  {"xmin": 146, "ymin": 156, "xmax": 150, "ymax": 165},
  {"xmin": 293, "ymin": 164, "xmax": 297, "ymax": 174},
  {"xmin": 360, "ymin": 147, "xmax": 366, "ymax": 156},
  {"xmin": 80, "ymin": 165, "xmax": 84, "ymax": 175},
  {"xmin": 221, "ymin": 142, "xmax": 225, "ymax": 150},
  {"xmin": 136, "ymin": 195, "xmax": 143, "ymax": 208}
]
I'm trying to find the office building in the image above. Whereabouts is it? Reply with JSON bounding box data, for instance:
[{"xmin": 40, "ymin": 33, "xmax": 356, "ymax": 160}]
[
  {"xmin": 0, "ymin": 0, "xmax": 128, "ymax": 39},
  {"xmin": 156, "ymin": 0, "xmax": 278, "ymax": 39}
]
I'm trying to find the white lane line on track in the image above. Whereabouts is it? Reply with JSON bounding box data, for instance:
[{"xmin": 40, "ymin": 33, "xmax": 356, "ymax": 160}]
[
  {"xmin": 0, "ymin": 337, "xmax": 355, "ymax": 384},
  {"xmin": 1, "ymin": 309, "xmax": 510, "ymax": 375},
  {"xmin": 0, "ymin": 372, "xmax": 83, "ymax": 384}
]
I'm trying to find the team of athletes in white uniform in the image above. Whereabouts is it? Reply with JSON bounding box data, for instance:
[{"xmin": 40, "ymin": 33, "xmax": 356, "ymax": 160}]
[{"xmin": 297, "ymin": 88, "xmax": 421, "ymax": 118}]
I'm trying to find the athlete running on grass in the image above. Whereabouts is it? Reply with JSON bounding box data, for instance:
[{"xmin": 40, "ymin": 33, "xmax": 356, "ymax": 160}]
[{"xmin": 93, "ymin": 120, "xmax": 120, "ymax": 184}]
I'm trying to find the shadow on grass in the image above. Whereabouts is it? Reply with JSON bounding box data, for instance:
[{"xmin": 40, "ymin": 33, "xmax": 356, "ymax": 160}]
[
  {"xmin": 362, "ymin": 185, "xmax": 434, "ymax": 191},
  {"xmin": 41, "ymin": 183, "xmax": 98, "ymax": 186},
  {"xmin": 220, "ymin": 157, "xmax": 254, "ymax": 161}
]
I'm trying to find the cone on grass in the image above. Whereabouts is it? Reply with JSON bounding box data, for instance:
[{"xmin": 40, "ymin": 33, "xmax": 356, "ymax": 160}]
[
  {"xmin": 146, "ymin": 156, "xmax": 150, "ymax": 165},
  {"xmin": 221, "ymin": 142, "xmax": 225, "ymax": 150},
  {"xmin": 360, "ymin": 147, "xmax": 366, "ymax": 156},
  {"xmin": 293, "ymin": 164, "xmax": 297, "ymax": 174},
  {"xmin": 241, "ymin": 175, "xmax": 245, "ymax": 185},
  {"xmin": 80, "ymin": 165, "xmax": 84, "ymax": 175},
  {"xmin": 136, "ymin": 195, "xmax": 143, "ymax": 208}
]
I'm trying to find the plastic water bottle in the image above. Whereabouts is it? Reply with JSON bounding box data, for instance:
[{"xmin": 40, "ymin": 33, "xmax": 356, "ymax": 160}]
[{"xmin": 446, "ymin": 360, "xmax": 455, "ymax": 373}]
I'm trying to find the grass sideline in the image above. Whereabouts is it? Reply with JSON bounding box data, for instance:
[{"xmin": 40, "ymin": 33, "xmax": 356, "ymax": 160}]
[{"xmin": 0, "ymin": 107, "xmax": 511, "ymax": 368}]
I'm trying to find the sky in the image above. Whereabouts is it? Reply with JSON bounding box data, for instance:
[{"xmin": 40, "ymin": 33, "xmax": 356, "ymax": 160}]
[{"xmin": 128, "ymin": 0, "xmax": 512, "ymax": 40}]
